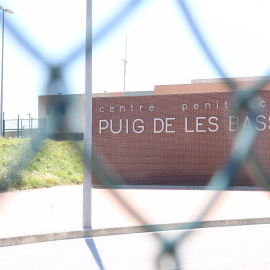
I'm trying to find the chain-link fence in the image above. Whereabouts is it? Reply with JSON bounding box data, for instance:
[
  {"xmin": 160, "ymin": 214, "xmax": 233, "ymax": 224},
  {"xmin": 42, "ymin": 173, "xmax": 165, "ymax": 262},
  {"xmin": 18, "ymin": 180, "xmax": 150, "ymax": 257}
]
[{"xmin": 1, "ymin": 0, "xmax": 270, "ymax": 268}]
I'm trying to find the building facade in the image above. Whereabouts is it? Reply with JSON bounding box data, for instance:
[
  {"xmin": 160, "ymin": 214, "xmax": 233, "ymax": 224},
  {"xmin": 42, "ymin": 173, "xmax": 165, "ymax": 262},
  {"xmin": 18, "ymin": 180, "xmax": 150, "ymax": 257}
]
[
  {"xmin": 38, "ymin": 94, "xmax": 85, "ymax": 140},
  {"xmin": 39, "ymin": 77, "xmax": 270, "ymax": 187}
]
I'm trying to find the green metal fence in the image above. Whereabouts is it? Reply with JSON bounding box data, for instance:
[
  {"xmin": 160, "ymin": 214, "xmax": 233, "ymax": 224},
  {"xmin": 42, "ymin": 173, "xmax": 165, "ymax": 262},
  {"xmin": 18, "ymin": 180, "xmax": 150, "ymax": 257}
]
[{"xmin": 3, "ymin": 118, "xmax": 46, "ymax": 138}]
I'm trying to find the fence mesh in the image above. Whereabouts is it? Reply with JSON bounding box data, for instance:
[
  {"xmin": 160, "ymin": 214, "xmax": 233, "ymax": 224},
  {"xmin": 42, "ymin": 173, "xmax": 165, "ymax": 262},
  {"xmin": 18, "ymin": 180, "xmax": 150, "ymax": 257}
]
[{"xmin": 1, "ymin": 0, "xmax": 270, "ymax": 268}]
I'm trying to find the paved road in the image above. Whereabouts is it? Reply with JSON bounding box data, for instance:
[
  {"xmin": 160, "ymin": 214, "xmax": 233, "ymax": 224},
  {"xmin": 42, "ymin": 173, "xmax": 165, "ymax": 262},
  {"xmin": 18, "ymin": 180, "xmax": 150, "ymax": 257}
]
[
  {"xmin": 1, "ymin": 224, "xmax": 270, "ymax": 269},
  {"xmin": 1, "ymin": 185, "xmax": 270, "ymax": 239}
]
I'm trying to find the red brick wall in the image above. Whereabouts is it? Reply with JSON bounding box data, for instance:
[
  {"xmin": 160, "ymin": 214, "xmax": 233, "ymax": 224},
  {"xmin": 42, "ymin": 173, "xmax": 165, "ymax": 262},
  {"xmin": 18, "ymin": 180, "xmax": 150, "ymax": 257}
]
[{"xmin": 92, "ymin": 91, "xmax": 270, "ymax": 187}]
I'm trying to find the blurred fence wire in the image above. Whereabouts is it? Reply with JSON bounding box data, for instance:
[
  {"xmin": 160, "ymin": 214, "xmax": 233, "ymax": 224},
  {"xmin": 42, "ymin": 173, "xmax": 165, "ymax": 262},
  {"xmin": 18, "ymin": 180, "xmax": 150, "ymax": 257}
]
[{"xmin": 1, "ymin": 0, "xmax": 270, "ymax": 269}]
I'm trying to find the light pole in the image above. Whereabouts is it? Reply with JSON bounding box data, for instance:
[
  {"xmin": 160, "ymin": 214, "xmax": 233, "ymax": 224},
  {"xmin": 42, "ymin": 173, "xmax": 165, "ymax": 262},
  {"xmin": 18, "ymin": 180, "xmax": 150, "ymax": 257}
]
[
  {"xmin": 0, "ymin": 7, "xmax": 13, "ymax": 137},
  {"xmin": 121, "ymin": 34, "xmax": 128, "ymax": 95}
]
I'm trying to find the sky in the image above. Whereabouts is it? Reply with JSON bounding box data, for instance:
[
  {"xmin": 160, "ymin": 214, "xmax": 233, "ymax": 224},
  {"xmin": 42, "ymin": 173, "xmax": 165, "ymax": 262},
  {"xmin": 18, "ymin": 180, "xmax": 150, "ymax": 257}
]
[{"xmin": 1, "ymin": 0, "xmax": 270, "ymax": 118}]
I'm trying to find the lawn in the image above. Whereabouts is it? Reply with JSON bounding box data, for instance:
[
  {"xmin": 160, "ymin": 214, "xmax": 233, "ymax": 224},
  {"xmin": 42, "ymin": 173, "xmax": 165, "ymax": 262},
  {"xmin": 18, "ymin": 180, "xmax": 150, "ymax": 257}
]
[{"xmin": 0, "ymin": 138, "xmax": 84, "ymax": 191}]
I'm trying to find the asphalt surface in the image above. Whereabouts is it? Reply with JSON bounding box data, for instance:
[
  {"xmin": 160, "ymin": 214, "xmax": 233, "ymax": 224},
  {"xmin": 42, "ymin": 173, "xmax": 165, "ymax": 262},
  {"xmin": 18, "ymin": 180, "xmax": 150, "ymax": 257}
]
[
  {"xmin": 1, "ymin": 185, "xmax": 270, "ymax": 247},
  {"xmin": 2, "ymin": 225, "xmax": 270, "ymax": 269}
]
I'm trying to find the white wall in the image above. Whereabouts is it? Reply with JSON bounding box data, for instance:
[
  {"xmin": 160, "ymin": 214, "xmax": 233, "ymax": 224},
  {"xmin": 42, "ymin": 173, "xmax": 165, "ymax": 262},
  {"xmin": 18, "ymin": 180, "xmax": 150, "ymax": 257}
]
[{"xmin": 38, "ymin": 94, "xmax": 84, "ymax": 134}]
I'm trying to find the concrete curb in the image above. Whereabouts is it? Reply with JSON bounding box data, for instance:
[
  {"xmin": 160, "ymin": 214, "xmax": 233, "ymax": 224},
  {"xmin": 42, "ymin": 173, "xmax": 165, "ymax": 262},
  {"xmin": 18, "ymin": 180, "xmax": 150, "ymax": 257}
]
[{"xmin": 1, "ymin": 217, "xmax": 270, "ymax": 247}]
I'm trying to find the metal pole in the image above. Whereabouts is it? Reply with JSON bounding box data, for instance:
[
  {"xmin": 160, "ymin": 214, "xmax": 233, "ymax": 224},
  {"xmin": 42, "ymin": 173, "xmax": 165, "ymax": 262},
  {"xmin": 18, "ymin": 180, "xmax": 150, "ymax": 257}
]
[
  {"xmin": 83, "ymin": 0, "xmax": 92, "ymax": 228},
  {"xmin": 2, "ymin": 111, "xmax": 4, "ymax": 137},
  {"xmin": 123, "ymin": 34, "xmax": 127, "ymax": 95},
  {"xmin": 0, "ymin": 8, "xmax": 13, "ymax": 137},
  {"xmin": 0, "ymin": 10, "xmax": 4, "ymax": 137},
  {"xmin": 20, "ymin": 119, "xmax": 22, "ymax": 138},
  {"xmin": 27, "ymin": 113, "xmax": 31, "ymax": 137}
]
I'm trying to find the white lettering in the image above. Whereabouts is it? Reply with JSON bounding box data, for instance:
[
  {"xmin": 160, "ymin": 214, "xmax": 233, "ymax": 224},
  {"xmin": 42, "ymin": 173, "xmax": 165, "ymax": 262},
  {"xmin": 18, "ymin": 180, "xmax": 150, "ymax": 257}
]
[
  {"xmin": 99, "ymin": 120, "xmax": 109, "ymax": 134},
  {"xmin": 126, "ymin": 119, "xmax": 129, "ymax": 133},
  {"xmin": 196, "ymin": 117, "xmax": 206, "ymax": 132},
  {"xmin": 185, "ymin": 117, "xmax": 194, "ymax": 132},
  {"xmin": 120, "ymin": 106, "xmax": 126, "ymax": 112},
  {"xmin": 243, "ymin": 116, "xmax": 252, "ymax": 129},
  {"xmin": 110, "ymin": 119, "xmax": 122, "ymax": 134},
  {"xmin": 256, "ymin": 115, "xmax": 266, "ymax": 131},
  {"xmin": 133, "ymin": 119, "xmax": 144, "ymax": 133},
  {"xmin": 154, "ymin": 118, "xmax": 164, "ymax": 133},
  {"xmin": 165, "ymin": 118, "xmax": 175, "ymax": 133},
  {"xmin": 182, "ymin": 104, "xmax": 188, "ymax": 111},
  {"xmin": 229, "ymin": 116, "xmax": 239, "ymax": 131},
  {"xmin": 154, "ymin": 118, "xmax": 175, "ymax": 133},
  {"xmin": 208, "ymin": 116, "xmax": 219, "ymax": 132},
  {"xmin": 260, "ymin": 101, "xmax": 266, "ymax": 107}
]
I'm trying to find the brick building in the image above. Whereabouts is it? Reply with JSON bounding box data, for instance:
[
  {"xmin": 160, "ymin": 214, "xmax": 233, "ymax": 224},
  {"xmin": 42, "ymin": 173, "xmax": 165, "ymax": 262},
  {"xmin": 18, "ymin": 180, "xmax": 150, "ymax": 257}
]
[
  {"xmin": 39, "ymin": 76, "xmax": 270, "ymax": 187},
  {"xmin": 92, "ymin": 76, "xmax": 270, "ymax": 187}
]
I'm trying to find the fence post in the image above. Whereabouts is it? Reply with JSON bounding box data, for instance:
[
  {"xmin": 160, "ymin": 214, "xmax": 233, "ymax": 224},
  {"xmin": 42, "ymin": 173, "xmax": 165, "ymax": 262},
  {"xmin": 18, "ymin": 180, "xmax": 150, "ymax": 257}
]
[
  {"xmin": 17, "ymin": 115, "xmax": 19, "ymax": 138},
  {"xmin": 20, "ymin": 119, "xmax": 23, "ymax": 138}
]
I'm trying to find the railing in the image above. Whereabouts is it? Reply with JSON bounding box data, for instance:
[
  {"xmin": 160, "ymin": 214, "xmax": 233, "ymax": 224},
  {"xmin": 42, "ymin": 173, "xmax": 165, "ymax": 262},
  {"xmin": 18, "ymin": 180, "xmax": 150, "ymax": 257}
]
[{"xmin": 3, "ymin": 118, "xmax": 46, "ymax": 138}]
